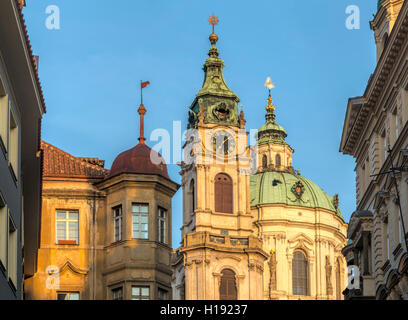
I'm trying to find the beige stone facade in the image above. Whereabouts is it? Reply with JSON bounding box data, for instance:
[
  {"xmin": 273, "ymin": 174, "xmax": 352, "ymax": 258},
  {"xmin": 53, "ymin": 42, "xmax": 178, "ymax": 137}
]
[
  {"xmin": 340, "ymin": 0, "xmax": 408, "ymax": 300},
  {"xmin": 172, "ymin": 27, "xmax": 348, "ymax": 301}
]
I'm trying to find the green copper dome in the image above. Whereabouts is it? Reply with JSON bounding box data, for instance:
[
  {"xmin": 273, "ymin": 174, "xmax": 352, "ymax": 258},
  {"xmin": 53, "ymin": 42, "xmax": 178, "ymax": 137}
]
[{"xmin": 250, "ymin": 171, "xmax": 343, "ymax": 219}]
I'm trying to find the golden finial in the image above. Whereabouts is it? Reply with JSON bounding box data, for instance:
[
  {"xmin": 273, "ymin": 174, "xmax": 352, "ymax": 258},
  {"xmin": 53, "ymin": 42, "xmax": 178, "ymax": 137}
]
[
  {"xmin": 264, "ymin": 77, "xmax": 275, "ymax": 112},
  {"xmin": 209, "ymin": 15, "xmax": 219, "ymax": 33},
  {"xmin": 208, "ymin": 15, "xmax": 219, "ymax": 46}
]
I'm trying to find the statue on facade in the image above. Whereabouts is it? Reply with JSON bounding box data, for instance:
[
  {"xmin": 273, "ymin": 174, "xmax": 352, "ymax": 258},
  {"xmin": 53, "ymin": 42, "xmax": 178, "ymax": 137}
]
[
  {"xmin": 268, "ymin": 250, "xmax": 277, "ymax": 299},
  {"xmin": 325, "ymin": 256, "xmax": 333, "ymax": 296}
]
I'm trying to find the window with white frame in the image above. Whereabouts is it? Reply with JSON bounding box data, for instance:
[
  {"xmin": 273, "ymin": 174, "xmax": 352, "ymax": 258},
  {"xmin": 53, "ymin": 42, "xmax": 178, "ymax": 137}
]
[
  {"xmin": 8, "ymin": 108, "xmax": 18, "ymax": 180},
  {"xmin": 158, "ymin": 207, "xmax": 166, "ymax": 244},
  {"xmin": 0, "ymin": 195, "xmax": 6, "ymax": 270},
  {"xmin": 0, "ymin": 94, "xmax": 7, "ymax": 151},
  {"xmin": 57, "ymin": 292, "xmax": 80, "ymax": 300},
  {"xmin": 132, "ymin": 204, "xmax": 148, "ymax": 239},
  {"xmin": 113, "ymin": 206, "xmax": 122, "ymax": 242},
  {"xmin": 132, "ymin": 286, "xmax": 150, "ymax": 300},
  {"xmin": 56, "ymin": 210, "xmax": 79, "ymax": 245},
  {"xmin": 8, "ymin": 215, "xmax": 17, "ymax": 288}
]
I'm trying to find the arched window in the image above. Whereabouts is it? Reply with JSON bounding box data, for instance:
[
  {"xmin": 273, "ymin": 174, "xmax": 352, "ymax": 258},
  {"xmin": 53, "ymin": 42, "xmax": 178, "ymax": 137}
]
[
  {"xmin": 190, "ymin": 179, "xmax": 195, "ymax": 213},
  {"xmin": 214, "ymin": 173, "xmax": 233, "ymax": 213},
  {"xmin": 219, "ymin": 269, "xmax": 237, "ymax": 300},
  {"xmin": 275, "ymin": 154, "xmax": 281, "ymax": 168},
  {"xmin": 336, "ymin": 259, "xmax": 342, "ymax": 300},
  {"xmin": 292, "ymin": 250, "xmax": 308, "ymax": 296},
  {"xmin": 262, "ymin": 155, "xmax": 268, "ymax": 169}
]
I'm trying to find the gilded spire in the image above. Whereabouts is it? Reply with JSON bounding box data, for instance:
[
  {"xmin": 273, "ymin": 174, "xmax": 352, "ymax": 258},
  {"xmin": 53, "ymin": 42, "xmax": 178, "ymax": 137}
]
[
  {"xmin": 257, "ymin": 77, "xmax": 288, "ymax": 146},
  {"xmin": 264, "ymin": 77, "xmax": 276, "ymax": 123},
  {"xmin": 208, "ymin": 15, "xmax": 219, "ymax": 58}
]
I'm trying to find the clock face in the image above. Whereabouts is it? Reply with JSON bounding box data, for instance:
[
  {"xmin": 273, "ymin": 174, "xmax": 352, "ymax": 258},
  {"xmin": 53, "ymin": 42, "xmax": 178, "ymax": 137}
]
[{"xmin": 212, "ymin": 130, "xmax": 236, "ymax": 156}]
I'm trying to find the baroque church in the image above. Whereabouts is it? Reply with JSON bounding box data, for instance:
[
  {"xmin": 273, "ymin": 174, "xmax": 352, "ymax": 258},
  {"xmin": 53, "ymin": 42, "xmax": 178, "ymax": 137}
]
[
  {"xmin": 171, "ymin": 19, "xmax": 348, "ymax": 300},
  {"xmin": 23, "ymin": 17, "xmax": 348, "ymax": 300}
]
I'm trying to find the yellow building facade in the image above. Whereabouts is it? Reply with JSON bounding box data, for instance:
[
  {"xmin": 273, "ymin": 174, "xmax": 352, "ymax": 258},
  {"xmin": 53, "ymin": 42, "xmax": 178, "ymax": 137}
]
[
  {"xmin": 172, "ymin": 21, "xmax": 348, "ymax": 300},
  {"xmin": 25, "ymin": 108, "xmax": 179, "ymax": 300}
]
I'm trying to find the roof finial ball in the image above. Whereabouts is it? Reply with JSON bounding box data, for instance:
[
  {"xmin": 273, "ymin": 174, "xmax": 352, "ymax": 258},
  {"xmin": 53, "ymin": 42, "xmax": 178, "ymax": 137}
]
[{"xmin": 208, "ymin": 15, "xmax": 219, "ymax": 46}]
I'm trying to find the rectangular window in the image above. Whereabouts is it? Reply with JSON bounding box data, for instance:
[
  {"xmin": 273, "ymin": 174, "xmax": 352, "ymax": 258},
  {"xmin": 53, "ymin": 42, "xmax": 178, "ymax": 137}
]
[
  {"xmin": 132, "ymin": 204, "xmax": 148, "ymax": 239},
  {"xmin": 57, "ymin": 292, "xmax": 80, "ymax": 300},
  {"xmin": 113, "ymin": 206, "xmax": 122, "ymax": 242},
  {"xmin": 0, "ymin": 196, "xmax": 6, "ymax": 271},
  {"xmin": 158, "ymin": 288, "xmax": 167, "ymax": 300},
  {"xmin": 8, "ymin": 215, "xmax": 17, "ymax": 288},
  {"xmin": 158, "ymin": 207, "xmax": 166, "ymax": 244},
  {"xmin": 395, "ymin": 113, "xmax": 399, "ymax": 138},
  {"xmin": 56, "ymin": 210, "xmax": 79, "ymax": 245},
  {"xmin": 0, "ymin": 94, "xmax": 7, "ymax": 152},
  {"xmin": 132, "ymin": 286, "xmax": 150, "ymax": 300},
  {"xmin": 8, "ymin": 108, "xmax": 18, "ymax": 180},
  {"xmin": 112, "ymin": 287, "xmax": 123, "ymax": 300}
]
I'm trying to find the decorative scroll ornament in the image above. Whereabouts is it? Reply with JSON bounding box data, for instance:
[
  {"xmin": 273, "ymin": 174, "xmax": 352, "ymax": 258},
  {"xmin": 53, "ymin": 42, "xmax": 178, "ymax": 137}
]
[{"xmin": 291, "ymin": 181, "xmax": 305, "ymax": 200}]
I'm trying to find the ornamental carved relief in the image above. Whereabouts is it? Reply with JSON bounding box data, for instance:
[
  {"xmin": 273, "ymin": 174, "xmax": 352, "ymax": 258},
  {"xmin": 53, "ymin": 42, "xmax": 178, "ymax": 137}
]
[{"xmin": 291, "ymin": 181, "xmax": 305, "ymax": 200}]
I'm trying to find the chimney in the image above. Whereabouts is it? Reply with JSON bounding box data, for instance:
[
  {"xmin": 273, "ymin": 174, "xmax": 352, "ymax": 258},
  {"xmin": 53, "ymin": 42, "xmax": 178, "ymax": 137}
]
[{"xmin": 17, "ymin": 0, "xmax": 26, "ymax": 9}]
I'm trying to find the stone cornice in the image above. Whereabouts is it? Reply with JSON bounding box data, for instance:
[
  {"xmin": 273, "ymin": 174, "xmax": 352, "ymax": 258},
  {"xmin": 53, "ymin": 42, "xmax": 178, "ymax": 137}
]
[{"xmin": 341, "ymin": 1, "xmax": 408, "ymax": 155}]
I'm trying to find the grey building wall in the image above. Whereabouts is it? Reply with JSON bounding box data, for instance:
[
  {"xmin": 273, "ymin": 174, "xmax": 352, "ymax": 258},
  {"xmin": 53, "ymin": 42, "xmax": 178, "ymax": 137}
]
[{"xmin": 0, "ymin": 0, "xmax": 45, "ymax": 300}]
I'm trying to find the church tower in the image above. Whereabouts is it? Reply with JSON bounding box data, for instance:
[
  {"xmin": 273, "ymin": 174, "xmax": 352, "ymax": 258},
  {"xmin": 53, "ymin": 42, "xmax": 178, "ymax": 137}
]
[{"xmin": 173, "ymin": 16, "xmax": 268, "ymax": 300}]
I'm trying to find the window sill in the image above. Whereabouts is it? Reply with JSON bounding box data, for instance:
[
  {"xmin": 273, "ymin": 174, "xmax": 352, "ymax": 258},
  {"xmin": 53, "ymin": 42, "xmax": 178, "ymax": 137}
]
[{"xmin": 57, "ymin": 240, "xmax": 78, "ymax": 246}]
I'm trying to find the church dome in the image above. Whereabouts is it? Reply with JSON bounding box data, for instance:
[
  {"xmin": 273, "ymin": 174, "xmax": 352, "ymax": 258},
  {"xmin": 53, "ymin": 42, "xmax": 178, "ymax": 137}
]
[
  {"xmin": 108, "ymin": 143, "xmax": 169, "ymax": 179},
  {"xmin": 250, "ymin": 171, "xmax": 343, "ymax": 219}
]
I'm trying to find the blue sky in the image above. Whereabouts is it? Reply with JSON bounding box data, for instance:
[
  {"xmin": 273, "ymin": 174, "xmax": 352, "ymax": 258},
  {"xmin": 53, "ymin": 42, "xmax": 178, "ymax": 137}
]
[{"xmin": 24, "ymin": 0, "xmax": 378, "ymax": 247}]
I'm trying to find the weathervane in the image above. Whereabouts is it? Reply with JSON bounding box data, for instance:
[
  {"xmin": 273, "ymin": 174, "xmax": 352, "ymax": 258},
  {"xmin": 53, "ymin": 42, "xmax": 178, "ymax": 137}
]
[{"xmin": 264, "ymin": 77, "xmax": 276, "ymax": 112}]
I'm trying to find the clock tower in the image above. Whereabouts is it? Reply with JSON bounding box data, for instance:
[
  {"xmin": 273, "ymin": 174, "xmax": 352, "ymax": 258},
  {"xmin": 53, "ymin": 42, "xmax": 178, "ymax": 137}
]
[{"xmin": 173, "ymin": 17, "xmax": 268, "ymax": 300}]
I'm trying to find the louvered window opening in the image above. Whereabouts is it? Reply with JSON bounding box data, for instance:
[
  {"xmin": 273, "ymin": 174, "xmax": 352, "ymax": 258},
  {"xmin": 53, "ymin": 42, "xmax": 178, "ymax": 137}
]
[
  {"xmin": 220, "ymin": 269, "xmax": 237, "ymax": 300},
  {"xmin": 214, "ymin": 173, "xmax": 233, "ymax": 214}
]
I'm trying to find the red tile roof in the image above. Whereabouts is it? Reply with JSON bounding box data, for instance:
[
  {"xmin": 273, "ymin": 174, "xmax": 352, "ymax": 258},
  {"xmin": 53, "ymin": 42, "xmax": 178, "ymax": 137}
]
[{"xmin": 41, "ymin": 141, "xmax": 108, "ymax": 179}]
